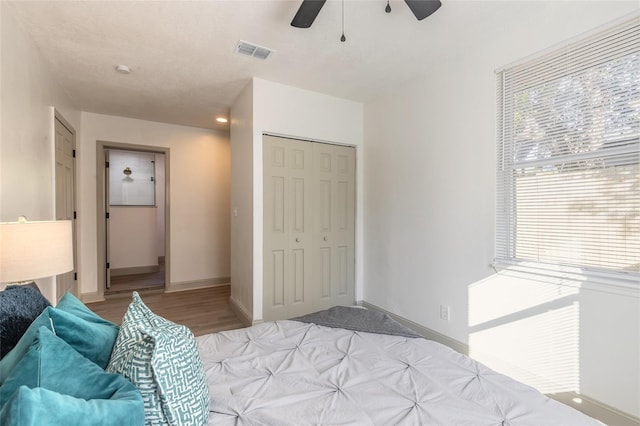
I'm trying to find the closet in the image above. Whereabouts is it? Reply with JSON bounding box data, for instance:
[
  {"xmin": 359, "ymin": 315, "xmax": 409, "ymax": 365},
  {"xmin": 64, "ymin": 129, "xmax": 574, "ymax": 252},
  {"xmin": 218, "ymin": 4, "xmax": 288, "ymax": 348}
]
[{"xmin": 263, "ymin": 135, "xmax": 356, "ymax": 321}]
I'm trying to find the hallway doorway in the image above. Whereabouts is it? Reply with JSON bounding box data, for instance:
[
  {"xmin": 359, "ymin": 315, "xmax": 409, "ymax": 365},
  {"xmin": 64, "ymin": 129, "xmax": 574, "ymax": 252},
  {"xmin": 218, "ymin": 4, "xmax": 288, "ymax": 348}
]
[{"xmin": 96, "ymin": 142, "xmax": 170, "ymax": 296}]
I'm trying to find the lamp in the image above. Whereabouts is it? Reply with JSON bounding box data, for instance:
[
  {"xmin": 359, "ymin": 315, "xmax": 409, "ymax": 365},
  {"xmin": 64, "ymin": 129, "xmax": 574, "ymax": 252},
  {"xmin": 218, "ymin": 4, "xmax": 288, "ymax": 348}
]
[{"xmin": 0, "ymin": 217, "xmax": 73, "ymax": 284}]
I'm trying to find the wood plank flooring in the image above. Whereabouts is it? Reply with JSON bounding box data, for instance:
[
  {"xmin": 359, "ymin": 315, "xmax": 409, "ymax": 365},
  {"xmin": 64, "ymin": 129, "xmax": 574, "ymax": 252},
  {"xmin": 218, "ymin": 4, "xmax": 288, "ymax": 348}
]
[
  {"xmin": 86, "ymin": 285, "xmax": 245, "ymax": 337},
  {"xmin": 107, "ymin": 260, "xmax": 165, "ymax": 294}
]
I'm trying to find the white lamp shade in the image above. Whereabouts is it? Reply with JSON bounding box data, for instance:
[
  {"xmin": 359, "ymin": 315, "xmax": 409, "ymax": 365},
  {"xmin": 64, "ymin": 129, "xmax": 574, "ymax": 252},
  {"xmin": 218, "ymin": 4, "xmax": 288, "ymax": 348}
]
[{"xmin": 0, "ymin": 220, "xmax": 73, "ymax": 283}]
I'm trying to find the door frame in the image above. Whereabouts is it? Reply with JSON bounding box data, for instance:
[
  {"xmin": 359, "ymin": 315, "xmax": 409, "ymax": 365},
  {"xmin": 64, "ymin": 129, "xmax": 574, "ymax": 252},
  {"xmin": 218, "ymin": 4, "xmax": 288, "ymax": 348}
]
[
  {"xmin": 96, "ymin": 141, "xmax": 170, "ymax": 299},
  {"xmin": 54, "ymin": 110, "xmax": 77, "ymax": 299}
]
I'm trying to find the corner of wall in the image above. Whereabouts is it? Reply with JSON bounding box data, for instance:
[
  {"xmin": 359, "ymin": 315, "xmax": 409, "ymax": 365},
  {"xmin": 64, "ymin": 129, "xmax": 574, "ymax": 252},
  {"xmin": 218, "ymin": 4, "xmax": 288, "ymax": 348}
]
[{"xmin": 230, "ymin": 78, "xmax": 255, "ymax": 322}]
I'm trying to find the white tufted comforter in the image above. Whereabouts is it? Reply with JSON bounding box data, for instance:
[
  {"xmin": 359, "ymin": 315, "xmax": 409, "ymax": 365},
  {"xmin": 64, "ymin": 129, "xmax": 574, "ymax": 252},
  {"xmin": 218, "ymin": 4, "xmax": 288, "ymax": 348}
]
[{"xmin": 197, "ymin": 320, "xmax": 600, "ymax": 425}]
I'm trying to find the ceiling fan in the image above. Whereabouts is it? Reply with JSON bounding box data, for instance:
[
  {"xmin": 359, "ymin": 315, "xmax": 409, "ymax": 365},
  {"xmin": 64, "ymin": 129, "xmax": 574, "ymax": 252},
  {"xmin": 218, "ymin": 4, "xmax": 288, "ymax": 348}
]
[{"xmin": 291, "ymin": 0, "xmax": 442, "ymax": 29}]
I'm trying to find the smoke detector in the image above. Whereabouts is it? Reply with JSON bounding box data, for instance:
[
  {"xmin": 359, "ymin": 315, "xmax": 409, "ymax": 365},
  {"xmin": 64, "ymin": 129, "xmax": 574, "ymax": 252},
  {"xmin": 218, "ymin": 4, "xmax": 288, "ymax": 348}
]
[{"xmin": 235, "ymin": 40, "xmax": 274, "ymax": 60}]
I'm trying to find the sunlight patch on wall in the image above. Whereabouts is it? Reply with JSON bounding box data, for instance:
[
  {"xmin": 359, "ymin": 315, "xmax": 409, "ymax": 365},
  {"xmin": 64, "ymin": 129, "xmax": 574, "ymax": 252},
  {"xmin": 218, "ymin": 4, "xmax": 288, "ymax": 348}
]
[
  {"xmin": 469, "ymin": 272, "xmax": 579, "ymax": 327},
  {"xmin": 469, "ymin": 273, "xmax": 580, "ymax": 394}
]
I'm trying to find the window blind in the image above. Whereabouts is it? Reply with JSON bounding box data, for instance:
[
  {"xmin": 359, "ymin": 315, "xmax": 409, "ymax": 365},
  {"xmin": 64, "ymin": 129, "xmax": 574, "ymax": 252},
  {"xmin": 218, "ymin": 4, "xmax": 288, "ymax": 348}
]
[{"xmin": 496, "ymin": 16, "xmax": 640, "ymax": 286}]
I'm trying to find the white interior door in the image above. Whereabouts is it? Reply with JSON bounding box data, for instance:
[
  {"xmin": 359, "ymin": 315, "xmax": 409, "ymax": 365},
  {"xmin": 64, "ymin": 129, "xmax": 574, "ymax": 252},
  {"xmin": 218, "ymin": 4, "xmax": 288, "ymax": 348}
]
[
  {"xmin": 263, "ymin": 135, "xmax": 313, "ymax": 320},
  {"xmin": 55, "ymin": 116, "xmax": 76, "ymax": 297},
  {"xmin": 313, "ymin": 142, "xmax": 356, "ymax": 310},
  {"xmin": 263, "ymin": 135, "xmax": 355, "ymax": 321}
]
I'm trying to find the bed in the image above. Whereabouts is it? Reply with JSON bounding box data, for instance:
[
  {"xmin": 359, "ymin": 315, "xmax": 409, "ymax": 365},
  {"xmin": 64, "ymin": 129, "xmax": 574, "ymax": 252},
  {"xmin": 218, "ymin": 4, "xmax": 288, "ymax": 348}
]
[
  {"xmin": 0, "ymin": 289, "xmax": 601, "ymax": 425},
  {"xmin": 196, "ymin": 307, "xmax": 600, "ymax": 426}
]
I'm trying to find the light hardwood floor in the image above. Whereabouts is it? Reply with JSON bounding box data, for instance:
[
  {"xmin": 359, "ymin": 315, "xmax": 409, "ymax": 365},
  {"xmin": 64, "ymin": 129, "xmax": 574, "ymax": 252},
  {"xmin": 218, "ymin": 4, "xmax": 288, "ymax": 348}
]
[
  {"xmin": 86, "ymin": 285, "xmax": 245, "ymax": 337},
  {"xmin": 107, "ymin": 259, "xmax": 165, "ymax": 294}
]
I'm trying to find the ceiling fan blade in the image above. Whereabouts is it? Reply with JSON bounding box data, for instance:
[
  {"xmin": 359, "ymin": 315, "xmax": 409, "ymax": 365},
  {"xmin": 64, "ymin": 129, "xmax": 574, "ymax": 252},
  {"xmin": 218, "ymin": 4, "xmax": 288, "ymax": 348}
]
[
  {"xmin": 404, "ymin": 0, "xmax": 441, "ymax": 21},
  {"xmin": 291, "ymin": 0, "xmax": 327, "ymax": 28}
]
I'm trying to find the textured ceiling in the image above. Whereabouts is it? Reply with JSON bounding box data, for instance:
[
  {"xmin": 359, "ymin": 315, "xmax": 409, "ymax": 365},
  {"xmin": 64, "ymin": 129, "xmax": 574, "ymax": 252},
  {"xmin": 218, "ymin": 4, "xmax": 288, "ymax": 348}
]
[{"xmin": 5, "ymin": 1, "xmax": 631, "ymax": 131}]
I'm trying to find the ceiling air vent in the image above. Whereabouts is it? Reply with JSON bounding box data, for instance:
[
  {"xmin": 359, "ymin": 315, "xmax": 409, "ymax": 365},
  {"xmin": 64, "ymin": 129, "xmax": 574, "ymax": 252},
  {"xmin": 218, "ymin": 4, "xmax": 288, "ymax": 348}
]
[{"xmin": 235, "ymin": 40, "xmax": 274, "ymax": 60}]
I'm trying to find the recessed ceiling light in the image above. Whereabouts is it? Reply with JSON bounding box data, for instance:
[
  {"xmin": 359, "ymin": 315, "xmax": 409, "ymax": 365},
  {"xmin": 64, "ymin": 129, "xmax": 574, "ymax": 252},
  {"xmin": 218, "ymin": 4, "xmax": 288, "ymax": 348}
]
[
  {"xmin": 216, "ymin": 117, "xmax": 228, "ymax": 123},
  {"xmin": 115, "ymin": 64, "xmax": 131, "ymax": 74}
]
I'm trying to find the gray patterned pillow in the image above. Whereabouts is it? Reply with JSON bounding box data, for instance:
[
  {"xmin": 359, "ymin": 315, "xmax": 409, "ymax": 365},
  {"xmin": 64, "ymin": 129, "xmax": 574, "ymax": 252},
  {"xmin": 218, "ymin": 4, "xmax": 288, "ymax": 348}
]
[{"xmin": 106, "ymin": 292, "xmax": 209, "ymax": 425}]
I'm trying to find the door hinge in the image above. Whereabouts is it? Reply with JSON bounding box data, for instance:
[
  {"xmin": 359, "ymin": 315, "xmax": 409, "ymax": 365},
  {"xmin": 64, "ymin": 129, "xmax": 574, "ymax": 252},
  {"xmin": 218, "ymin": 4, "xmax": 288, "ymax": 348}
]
[
  {"xmin": 150, "ymin": 176, "xmax": 154, "ymax": 182},
  {"xmin": 105, "ymin": 212, "xmax": 110, "ymax": 219},
  {"xmin": 106, "ymin": 262, "xmax": 110, "ymax": 269},
  {"xmin": 72, "ymin": 149, "xmax": 76, "ymax": 158},
  {"xmin": 73, "ymin": 211, "xmax": 77, "ymax": 220},
  {"xmin": 105, "ymin": 161, "xmax": 110, "ymax": 168},
  {"xmin": 74, "ymin": 272, "xmax": 78, "ymax": 281}
]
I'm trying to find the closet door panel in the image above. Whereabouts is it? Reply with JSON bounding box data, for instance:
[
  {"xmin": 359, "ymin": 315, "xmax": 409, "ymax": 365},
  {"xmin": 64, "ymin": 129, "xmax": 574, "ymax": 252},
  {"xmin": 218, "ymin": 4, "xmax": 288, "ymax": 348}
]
[
  {"xmin": 313, "ymin": 144, "xmax": 333, "ymax": 310},
  {"xmin": 270, "ymin": 250, "xmax": 286, "ymax": 307},
  {"xmin": 330, "ymin": 144, "xmax": 356, "ymax": 307},
  {"xmin": 287, "ymin": 140, "xmax": 313, "ymax": 318},
  {"xmin": 292, "ymin": 249, "xmax": 305, "ymax": 303},
  {"xmin": 265, "ymin": 136, "xmax": 355, "ymax": 320},
  {"xmin": 336, "ymin": 245, "xmax": 349, "ymax": 297},
  {"xmin": 264, "ymin": 136, "xmax": 313, "ymax": 320},
  {"xmin": 312, "ymin": 143, "xmax": 355, "ymax": 310},
  {"xmin": 264, "ymin": 138, "xmax": 289, "ymax": 319},
  {"xmin": 320, "ymin": 247, "xmax": 332, "ymax": 297},
  {"xmin": 271, "ymin": 176, "xmax": 285, "ymax": 233},
  {"xmin": 319, "ymin": 180, "xmax": 332, "ymax": 232},
  {"xmin": 291, "ymin": 178, "xmax": 305, "ymax": 232}
]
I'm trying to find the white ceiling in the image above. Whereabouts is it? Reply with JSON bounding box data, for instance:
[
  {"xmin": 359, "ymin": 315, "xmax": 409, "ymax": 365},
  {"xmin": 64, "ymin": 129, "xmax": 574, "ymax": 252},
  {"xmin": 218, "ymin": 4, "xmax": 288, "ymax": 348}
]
[{"xmin": 4, "ymin": 1, "xmax": 615, "ymax": 131}]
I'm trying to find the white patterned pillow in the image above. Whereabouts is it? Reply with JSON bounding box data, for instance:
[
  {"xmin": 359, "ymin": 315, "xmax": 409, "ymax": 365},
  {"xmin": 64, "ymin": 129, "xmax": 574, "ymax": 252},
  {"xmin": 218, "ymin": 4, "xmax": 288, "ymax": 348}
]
[{"xmin": 107, "ymin": 292, "xmax": 209, "ymax": 426}]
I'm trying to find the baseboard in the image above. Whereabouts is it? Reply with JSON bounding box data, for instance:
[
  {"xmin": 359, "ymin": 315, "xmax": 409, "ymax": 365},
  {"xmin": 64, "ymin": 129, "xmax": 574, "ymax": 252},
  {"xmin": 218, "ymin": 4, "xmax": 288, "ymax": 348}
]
[
  {"xmin": 229, "ymin": 295, "xmax": 252, "ymax": 326},
  {"xmin": 110, "ymin": 265, "xmax": 159, "ymax": 277},
  {"xmin": 164, "ymin": 277, "xmax": 230, "ymax": 293},
  {"xmin": 360, "ymin": 300, "xmax": 469, "ymax": 355},
  {"xmin": 79, "ymin": 291, "xmax": 105, "ymax": 303},
  {"xmin": 549, "ymin": 392, "xmax": 640, "ymax": 426}
]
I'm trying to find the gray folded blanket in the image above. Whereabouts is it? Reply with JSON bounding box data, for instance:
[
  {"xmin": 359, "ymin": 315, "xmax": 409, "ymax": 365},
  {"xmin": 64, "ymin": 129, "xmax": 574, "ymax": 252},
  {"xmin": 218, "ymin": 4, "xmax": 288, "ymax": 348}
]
[{"xmin": 291, "ymin": 306, "xmax": 422, "ymax": 338}]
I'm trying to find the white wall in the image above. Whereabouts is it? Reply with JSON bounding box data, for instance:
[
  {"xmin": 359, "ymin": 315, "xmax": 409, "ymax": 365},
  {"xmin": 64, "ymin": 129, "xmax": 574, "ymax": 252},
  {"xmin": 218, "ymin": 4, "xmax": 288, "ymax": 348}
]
[
  {"xmin": 78, "ymin": 112, "xmax": 230, "ymax": 296},
  {"xmin": 230, "ymin": 80, "xmax": 254, "ymax": 321},
  {"xmin": 230, "ymin": 78, "xmax": 364, "ymax": 322},
  {"xmin": 363, "ymin": 2, "xmax": 639, "ymax": 417},
  {"xmin": 0, "ymin": 4, "xmax": 80, "ymax": 303},
  {"xmin": 109, "ymin": 207, "xmax": 158, "ymax": 270}
]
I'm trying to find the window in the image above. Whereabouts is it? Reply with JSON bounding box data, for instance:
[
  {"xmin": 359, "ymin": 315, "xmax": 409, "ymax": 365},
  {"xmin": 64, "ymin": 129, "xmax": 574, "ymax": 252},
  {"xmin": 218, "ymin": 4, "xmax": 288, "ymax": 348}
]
[
  {"xmin": 108, "ymin": 150, "xmax": 156, "ymax": 206},
  {"xmin": 496, "ymin": 17, "xmax": 639, "ymax": 286}
]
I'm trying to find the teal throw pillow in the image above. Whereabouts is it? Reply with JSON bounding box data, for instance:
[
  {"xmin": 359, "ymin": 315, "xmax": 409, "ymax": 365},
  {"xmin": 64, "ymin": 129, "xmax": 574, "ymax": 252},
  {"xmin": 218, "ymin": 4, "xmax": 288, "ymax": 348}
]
[
  {"xmin": 0, "ymin": 297, "xmax": 119, "ymax": 384},
  {"xmin": 56, "ymin": 292, "xmax": 114, "ymax": 326},
  {"xmin": 107, "ymin": 292, "xmax": 209, "ymax": 426},
  {"xmin": 0, "ymin": 327, "xmax": 144, "ymax": 426}
]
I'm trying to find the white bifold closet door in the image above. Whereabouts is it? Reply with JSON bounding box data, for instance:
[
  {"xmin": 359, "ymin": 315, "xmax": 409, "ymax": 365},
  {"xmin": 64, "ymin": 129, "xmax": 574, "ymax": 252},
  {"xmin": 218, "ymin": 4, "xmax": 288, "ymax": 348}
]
[{"xmin": 263, "ymin": 135, "xmax": 355, "ymax": 321}]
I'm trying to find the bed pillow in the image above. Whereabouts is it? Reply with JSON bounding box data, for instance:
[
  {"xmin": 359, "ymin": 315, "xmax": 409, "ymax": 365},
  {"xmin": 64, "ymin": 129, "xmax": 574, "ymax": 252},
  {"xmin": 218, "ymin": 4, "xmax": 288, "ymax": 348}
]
[
  {"xmin": 107, "ymin": 292, "xmax": 209, "ymax": 426},
  {"xmin": 0, "ymin": 302, "xmax": 119, "ymax": 384},
  {"xmin": 0, "ymin": 284, "xmax": 51, "ymax": 359},
  {"xmin": 56, "ymin": 291, "xmax": 114, "ymax": 326},
  {"xmin": 0, "ymin": 326, "xmax": 144, "ymax": 426}
]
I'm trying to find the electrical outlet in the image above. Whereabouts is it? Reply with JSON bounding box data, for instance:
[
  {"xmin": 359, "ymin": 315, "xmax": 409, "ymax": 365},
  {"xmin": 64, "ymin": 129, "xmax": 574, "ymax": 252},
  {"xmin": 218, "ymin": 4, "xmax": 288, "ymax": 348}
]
[{"xmin": 440, "ymin": 304, "xmax": 450, "ymax": 321}]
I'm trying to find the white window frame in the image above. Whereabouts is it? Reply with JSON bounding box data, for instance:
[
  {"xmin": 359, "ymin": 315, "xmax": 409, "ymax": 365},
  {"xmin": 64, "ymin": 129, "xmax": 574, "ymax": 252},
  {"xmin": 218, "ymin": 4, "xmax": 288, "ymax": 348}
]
[{"xmin": 495, "ymin": 15, "xmax": 640, "ymax": 290}]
